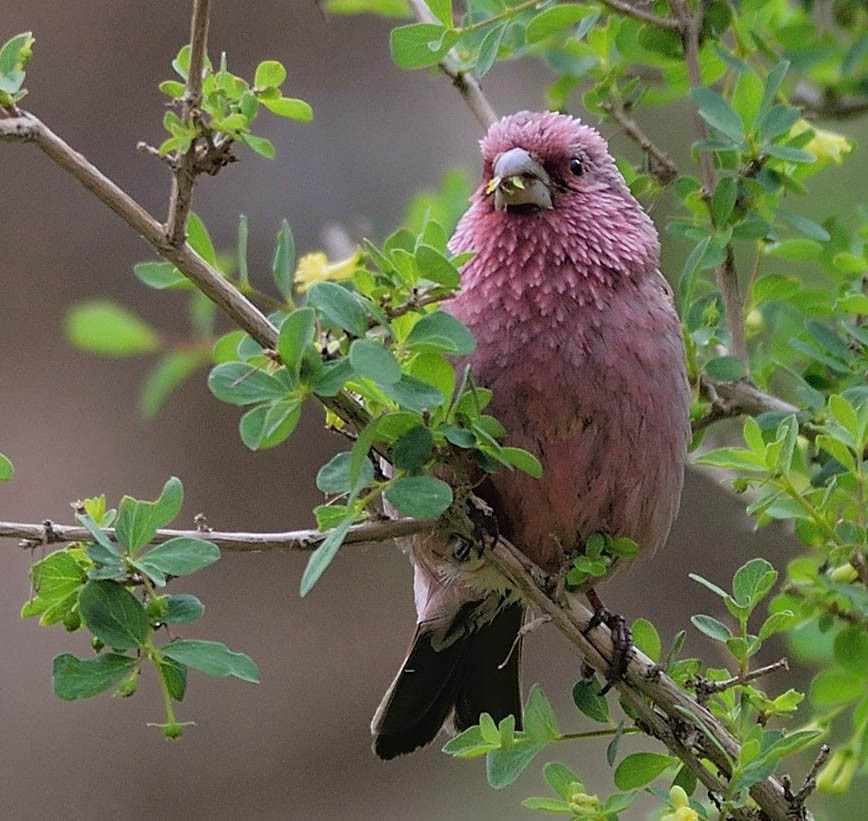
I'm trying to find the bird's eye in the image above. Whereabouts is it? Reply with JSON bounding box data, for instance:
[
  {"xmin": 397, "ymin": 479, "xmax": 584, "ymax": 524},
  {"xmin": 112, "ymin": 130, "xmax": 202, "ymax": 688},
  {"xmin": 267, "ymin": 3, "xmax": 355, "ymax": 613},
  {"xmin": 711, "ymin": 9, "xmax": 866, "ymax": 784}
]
[{"xmin": 569, "ymin": 157, "xmax": 583, "ymax": 176}]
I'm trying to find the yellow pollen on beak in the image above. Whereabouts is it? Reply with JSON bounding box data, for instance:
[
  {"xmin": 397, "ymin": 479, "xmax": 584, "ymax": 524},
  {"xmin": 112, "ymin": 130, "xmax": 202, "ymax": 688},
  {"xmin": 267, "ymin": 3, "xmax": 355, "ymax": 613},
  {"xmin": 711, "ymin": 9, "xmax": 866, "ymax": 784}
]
[{"xmin": 485, "ymin": 174, "xmax": 527, "ymax": 195}]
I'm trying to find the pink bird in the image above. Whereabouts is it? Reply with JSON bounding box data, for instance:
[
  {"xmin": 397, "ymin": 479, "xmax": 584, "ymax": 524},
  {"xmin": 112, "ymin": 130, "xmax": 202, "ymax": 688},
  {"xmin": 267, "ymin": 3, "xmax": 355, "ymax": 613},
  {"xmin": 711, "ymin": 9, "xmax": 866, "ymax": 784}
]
[{"xmin": 372, "ymin": 111, "xmax": 690, "ymax": 759}]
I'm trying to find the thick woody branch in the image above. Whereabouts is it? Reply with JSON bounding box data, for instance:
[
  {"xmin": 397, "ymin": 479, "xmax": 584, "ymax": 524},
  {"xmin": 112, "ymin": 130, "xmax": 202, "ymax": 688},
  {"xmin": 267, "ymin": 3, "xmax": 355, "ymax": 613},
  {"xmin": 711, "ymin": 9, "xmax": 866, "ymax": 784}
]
[
  {"xmin": 484, "ymin": 539, "xmax": 801, "ymax": 820},
  {"xmin": 0, "ymin": 517, "xmax": 435, "ymax": 552},
  {"xmin": 166, "ymin": 0, "xmax": 211, "ymax": 246}
]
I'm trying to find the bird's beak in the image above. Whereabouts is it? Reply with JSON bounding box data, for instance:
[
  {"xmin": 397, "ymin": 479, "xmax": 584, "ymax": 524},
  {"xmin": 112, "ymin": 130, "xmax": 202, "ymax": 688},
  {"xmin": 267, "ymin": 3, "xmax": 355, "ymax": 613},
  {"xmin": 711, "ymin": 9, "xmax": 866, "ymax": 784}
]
[{"xmin": 487, "ymin": 147, "xmax": 553, "ymax": 212}]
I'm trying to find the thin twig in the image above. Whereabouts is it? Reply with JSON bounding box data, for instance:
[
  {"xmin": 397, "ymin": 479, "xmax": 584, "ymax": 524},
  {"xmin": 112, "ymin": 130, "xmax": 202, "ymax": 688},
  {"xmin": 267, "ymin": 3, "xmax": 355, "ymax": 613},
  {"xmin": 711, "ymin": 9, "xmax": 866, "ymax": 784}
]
[
  {"xmin": 408, "ymin": 0, "xmax": 496, "ymax": 130},
  {"xmin": 166, "ymin": 0, "xmax": 211, "ymax": 246},
  {"xmin": 0, "ymin": 517, "xmax": 436, "ymax": 552},
  {"xmin": 598, "ymin": 101, "xmax": 679, "ymax": 185},
  {"xmin": 691, "ymin": 658, "xmax": 789, "ymax": 700}
]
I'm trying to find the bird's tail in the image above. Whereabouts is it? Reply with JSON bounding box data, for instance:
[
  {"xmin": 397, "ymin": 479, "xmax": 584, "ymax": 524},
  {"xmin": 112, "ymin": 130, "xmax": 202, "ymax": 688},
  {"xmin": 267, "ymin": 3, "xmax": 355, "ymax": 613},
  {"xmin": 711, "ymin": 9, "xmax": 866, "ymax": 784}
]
[{"xmin": 371, "ymin": 600, "xmax": 524, "ymax": 760}]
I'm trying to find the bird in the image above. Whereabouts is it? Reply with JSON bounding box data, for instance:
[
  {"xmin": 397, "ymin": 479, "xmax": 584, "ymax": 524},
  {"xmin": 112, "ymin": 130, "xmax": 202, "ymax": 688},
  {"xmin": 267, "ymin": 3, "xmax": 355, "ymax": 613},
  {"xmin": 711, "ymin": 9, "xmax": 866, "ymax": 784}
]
[{"xmin": 371, "ymin": 110, "xmax": 691, "ymax": 760}]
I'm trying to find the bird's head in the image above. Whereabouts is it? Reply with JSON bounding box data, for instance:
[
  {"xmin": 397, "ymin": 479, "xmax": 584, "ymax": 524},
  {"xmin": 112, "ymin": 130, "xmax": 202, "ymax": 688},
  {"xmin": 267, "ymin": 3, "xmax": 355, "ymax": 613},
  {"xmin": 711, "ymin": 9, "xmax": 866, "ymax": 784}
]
[{"xmin": 480, "ymin": 110, "xmax": 632, "ymax": 215}]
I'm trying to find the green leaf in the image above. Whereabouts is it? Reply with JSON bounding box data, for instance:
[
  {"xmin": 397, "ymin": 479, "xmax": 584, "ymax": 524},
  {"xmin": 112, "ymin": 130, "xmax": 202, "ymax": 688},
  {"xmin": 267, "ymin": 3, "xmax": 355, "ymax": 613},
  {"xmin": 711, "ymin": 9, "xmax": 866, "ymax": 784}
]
[
  {"xmin": 273, "ymin": 219, "xmax": 295, "ymax": 298},
  {"xmin": 350, "ymin": 339, "xmax": 402, "ymax": 384},
  {"xmin": 160, "ymin": 656, "xmax": 187, "ymax": 701},
  {"xmin": 810, "ymin": 669, "xmax": 864, "ymax": 706},
  {"xmin": 78, "ymin": 580, "xmax": 149, "ymax": 651},
  {"xmin": 765, "ymin": 144, "xmax": 815, "ymax": 163},
  {"xmin": 526, "ymin": 4, "xmax": 593, "ymax": 43},
  {"xmin": 501, "ymin": 447, "xmax": 543, "ymax": 478},
  {"xmin": 543, "ymin": 761, "xmax": 584, "ymax": 800},
  {"xmin": 186, "ymin": 213, "xmax": 217, "ymax": 266},
  {"xmin": 381, "ymin": 375, "xmax": 444, "ymax": 411},
  {"xmin": 300, "ymin": 515, "xmax": 353, "ymax": 596},
  {"xmin": 52, "ymin": 653, "xmax": 137, "ymax": 701},
  {"xmin": 521, "ymin": 797, "xmax": 571, "ymax": 812},
  {"xmin": 65, "ymin": 301, "xmax": 160, "ymax": 357},
  {"xmin": 833, "ymin": 627, "xmax": 868, "ymax": 675},
  {"xmin": 254, "ymin": 60, "xmax": 286, "ymax": 89},
  {"xmin": 759, "ymin": 61, "xmax": 789, "ymax": 114},
  {"xmin": 161, "ymin": 639, "xmax": 260, "ymax": 683},
  {"xmin": 768, "ymin": 238, "xmax": 823, "ymax": 260},
  {"xmin": 139, "ymin": 350, "xmax": 204, "ymax": 420},
  {"xmin": 816, "ymin": 435, "xmax": 855, "ymax": 472},
  {"xmin": 135, "ymin": 537, "xmax": 220, "ymax": 585},
  {"xmin": 163, "ymin": 594, "xmax": 205, "ymax": 624},
  {"xmin": 261, "ymin": 96, "xmax": 313, "ymax": 121},
  {"xmin": 732, "ymin": 558, "xmax": 776, "ymax": 606},
  {"xmin": 384, "ymin": 475, "xmax": 452, "ymax": 518},
  {"xmin": 705, "ymin": 355, "xmax": 745, "ymax": 380},
  {"xmin": 632, "ymin": 618, "xmax": 661, "ymax": 662},
  {"xmin": 757, "ymin": 104, "xmax": 800, "ymax": 140},
  {"xmin": 0, "ymin": 452, "xmax": 13, "ymax": 481},
  {"xmin": 308, "ymin": 281, "xmax": 368, "ymax": 337},
  {"xmin": 711, "ymin": 176, "xmax": 737, "ymax": 227},
  {"xmin": 524, "ymin": 684, "xmax": 559, "ymax": 741},
  {"xmin": 475, "ymin": 23, "xmax": 506, "ymax": 77},
  {"xmin": 414, "ymin": 244, "xmax": 460, "ymax": 287},
  {"xmin": 426, "ymin": 0, "xmax": 452, "ymax": 26},
  {"xmin": 406, "ymin": 310, "xmax": 475, "ymax": 355},
  {"xmin": 239, "ymin": 399, "xmax": 301, "ymax": 450},
  {"xmin": 392, "ymin": 425, "xmax": 434, "ymax": 471},
  {"xmin": 277, "ymin": 308, "xmax": 316, "ymax": 383},
  {"xmin": 487, "ymin": 741, "xmax": 547, "ymax": 789},
  {"xmin": 133, "ymin": 260, "xmax": 189, "ymax": 290},
  {"xmin": 316, "ymin": 451, "xmax": 374, "ymax": 493},
  {"xmin": 572, "ymin": 675, "xmax": 611, "ymax": 723},
  {"xmin": 691, "ymin": 614, "xmax": 732, "ymax": 641},
  {"xmin": 208, "ymin": 362, "xmax": 289, "ymax": 405},
  {"xmin": 691, "ymin": 86, "xmax": 745, "ymax": 145},
  {"xmin": 241, "ymin": 133, "xmax": 276, "ymax": 159},
  {"xmin": 0, "ymin": 32, "xmax": 34, "ymax": 94},
  {"xmin": 115, "ymin": 477, "xmax": 184, "ymax": 552},
  {"xmin": 390, "ymin": 23, "xmax": 458, "ymax": 69},
  {"xmin": 613, "ymin": 752, "xmax": 675, "ymax": 790}
]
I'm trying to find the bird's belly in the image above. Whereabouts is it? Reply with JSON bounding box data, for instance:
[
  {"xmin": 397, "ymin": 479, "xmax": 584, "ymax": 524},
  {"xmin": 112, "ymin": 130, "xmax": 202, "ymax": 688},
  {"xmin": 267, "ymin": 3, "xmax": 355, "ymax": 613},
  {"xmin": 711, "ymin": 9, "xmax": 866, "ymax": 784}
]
[{"xmin": 469, "ymin": 320, "xmax": 688, "ymax": 574}]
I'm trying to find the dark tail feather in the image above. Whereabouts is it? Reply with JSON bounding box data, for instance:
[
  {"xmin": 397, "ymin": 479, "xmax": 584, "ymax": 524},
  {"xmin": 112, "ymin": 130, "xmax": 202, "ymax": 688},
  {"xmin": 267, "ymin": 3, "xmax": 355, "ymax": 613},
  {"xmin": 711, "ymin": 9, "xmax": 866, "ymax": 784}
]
[{"xmin": 372, "ymin": 602, "xmax": 524, "ymax": 760}]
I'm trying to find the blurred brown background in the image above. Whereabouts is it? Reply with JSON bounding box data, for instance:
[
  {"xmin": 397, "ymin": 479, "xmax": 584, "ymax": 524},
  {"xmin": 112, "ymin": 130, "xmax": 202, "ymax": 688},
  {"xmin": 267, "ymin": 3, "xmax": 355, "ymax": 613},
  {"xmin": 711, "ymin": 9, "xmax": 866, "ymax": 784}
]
[{"xmin": 0, "ymin": 2, "xmax": 861, "ymax": 819}]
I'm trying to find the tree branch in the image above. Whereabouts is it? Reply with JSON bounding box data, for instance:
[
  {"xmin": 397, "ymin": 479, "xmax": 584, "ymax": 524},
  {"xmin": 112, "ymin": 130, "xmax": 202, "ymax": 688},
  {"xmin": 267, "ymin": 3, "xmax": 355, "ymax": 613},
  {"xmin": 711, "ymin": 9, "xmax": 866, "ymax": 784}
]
[
  {"xmin": 695, "ymin": 375, "xmax": 801, "ymax": 432},
  {"xmin": 0, "ymin": 508, "xmax": 810, "ymax": 817},
  {"xmin": 0, "ymin": 113, "xmax": 371, "ymax": 434},
  {"xmin": 0, "ymin": 517, "xmax": 435, "ymax": 552},
  {"xmin": 408, "ymin": 0, "xmax": 497, "ymax": 129},
  {"xmin": 484, "ymin": 538, "xmax": 802, "ymax": 820},
  {"xmin": 165, "ymin": 0, "xmax": 211, "ymax": 246},
  {"xmin": 598, "ymin": 100, "xmax": 679, "ymax": 185},
  {"xmin": 674, "ymin": 0, "xmax": 749, "ymax": 368}
]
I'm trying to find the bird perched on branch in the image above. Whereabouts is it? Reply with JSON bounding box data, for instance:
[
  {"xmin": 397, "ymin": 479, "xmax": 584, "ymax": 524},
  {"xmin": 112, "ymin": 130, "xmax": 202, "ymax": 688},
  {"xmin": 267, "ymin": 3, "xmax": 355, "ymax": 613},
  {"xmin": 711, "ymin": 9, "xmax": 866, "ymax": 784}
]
[{"xmin": 372, "ymin": 111, "xmax": 690, "ymax": 760}]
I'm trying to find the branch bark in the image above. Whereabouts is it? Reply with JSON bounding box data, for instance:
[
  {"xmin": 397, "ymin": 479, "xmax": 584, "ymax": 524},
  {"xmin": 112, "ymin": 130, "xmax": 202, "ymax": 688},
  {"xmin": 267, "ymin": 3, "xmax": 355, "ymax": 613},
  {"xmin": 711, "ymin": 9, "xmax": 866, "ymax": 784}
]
[
  {"xmin": 0, "ymin": 517, "xmax": 435, "ymax": 552},
  {"xmin": 0, "ymin": 113, "xmax": 372, "ymax": 434},
  {"xmin": 165, "ymin": 0, "xmax": 211, "ymax": 246}
]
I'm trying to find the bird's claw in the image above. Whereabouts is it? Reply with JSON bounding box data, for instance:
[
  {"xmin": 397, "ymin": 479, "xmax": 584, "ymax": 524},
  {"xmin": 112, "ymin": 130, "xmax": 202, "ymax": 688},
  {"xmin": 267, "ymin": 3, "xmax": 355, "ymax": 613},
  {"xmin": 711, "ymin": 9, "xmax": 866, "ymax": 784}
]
[{"xmin": 582, "ymin": 588, "xmax": 634, "ymax": 694}]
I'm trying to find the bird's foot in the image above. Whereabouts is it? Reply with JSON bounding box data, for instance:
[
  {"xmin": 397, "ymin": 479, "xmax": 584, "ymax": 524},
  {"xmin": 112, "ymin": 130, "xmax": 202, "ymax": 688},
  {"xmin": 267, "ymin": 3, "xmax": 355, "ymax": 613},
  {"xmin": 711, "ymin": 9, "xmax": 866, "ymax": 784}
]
[
  {"xmin": 451, "ymin": 496, "xmax": 498, "ymax": 563},
  {"xmin": 582, "ymin": 587, "xmax": 634, "ymax": 695}
]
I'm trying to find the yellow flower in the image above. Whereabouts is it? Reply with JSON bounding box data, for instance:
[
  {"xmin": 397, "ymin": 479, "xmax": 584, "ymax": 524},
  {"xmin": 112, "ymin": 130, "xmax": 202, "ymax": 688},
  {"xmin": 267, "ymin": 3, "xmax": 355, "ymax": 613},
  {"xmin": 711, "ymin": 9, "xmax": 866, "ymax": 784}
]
[
  {"xmin": 790, "ymin": 119, "xmax": 853, "ymax": 165},
  {"xmin": 660, "ymin": 786, "xmax": 699, "ymax": 821},
  {"xmin": 294, "ymin": 250, "xmax": 360, "ymax": 293}
]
